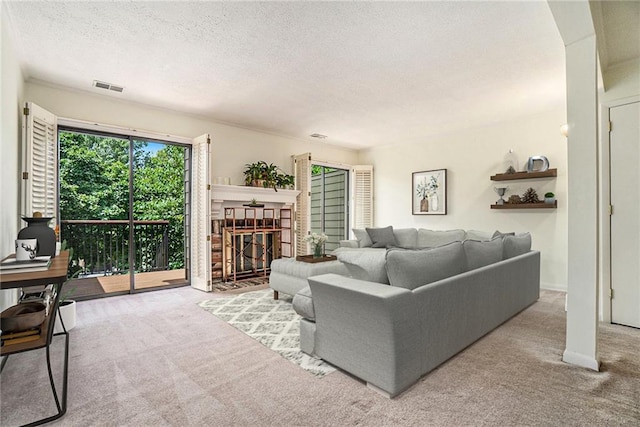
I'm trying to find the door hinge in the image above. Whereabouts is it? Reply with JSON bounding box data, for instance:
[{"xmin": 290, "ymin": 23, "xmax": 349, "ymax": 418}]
[
  {"xmin": 207, "ymin": 137, "xmax": 211, "ymax": 144},
  {"xmin": 22, "ymin": 172, "xmax": 29, "ymax": 180},
  {"xmin": 308, "ymin": 191, "xmax": 311, "ymax": 197},
  {"xmin": 207, "ymin": 235, "xmax": 211, "ymax": 241},
  {"xmin": 23, "ymin": 106, "xmax": 29, "ymax": 116},
  {"xmin": 207, "ymin": 184, "xmax": 211, "ymax": 190},
  {"xmin": 609, "ymin": 205, "xmax": 614, "ymax": 215},
  {"xmin": 608, "ymin": 121, "xmax": 612, "ymax": 132},
  {"xmin": 609, "ymin": 288, "xmax": 614, "ymax": 299}
]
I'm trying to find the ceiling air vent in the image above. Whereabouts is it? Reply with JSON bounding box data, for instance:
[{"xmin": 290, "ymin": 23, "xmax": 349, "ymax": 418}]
[{"xmin": 93, "ymin": 80, "xmax": 124, "ymax": 93}]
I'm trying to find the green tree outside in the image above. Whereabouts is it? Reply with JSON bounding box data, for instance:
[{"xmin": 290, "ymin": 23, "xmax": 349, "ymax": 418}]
[{"xmin": 59, "ymin": 132, "xmax": 186, "ymax": 271}]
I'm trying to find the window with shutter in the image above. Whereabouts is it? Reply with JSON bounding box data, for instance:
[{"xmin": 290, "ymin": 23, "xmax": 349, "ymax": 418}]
[
  {"xmin": 190, "ymin": 134, "xmax": 211, "ymax": 291},
  {"xmin": 351, "ymin": 165, "xmax": 374, "ymax": 232},
  {"xmin": 293, "ymin": 152, "xmax": 312, "ymax": 256},
  {"xmin": 22, "ymin": 102, "xmax": 58, "ymax": 219}
]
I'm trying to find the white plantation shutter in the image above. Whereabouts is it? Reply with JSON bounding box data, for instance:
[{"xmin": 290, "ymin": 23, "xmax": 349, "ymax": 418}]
[
  {"xmin": 294, "ymin": 152, "xmax": 312, "ymax": 256},
  {"xmin": 190, "ymin": 134, "xmax": 211, "ymax": 291},
  {"xmin": 351, "ymin": 165, "xmax": 373, "ymax": 233},
  {"xmin": 22, "ymin": 102, "xmax": 57, "ymax": 219}
]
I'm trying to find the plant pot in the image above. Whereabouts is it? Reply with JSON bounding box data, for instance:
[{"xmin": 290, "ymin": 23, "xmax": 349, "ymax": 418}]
[
  {"xmin": 54, "ymin": 300, "xmax": 76, "ymax": 333},
  {"xmin": 544, "ymin": 197, "xmax": 556, "ymax": 204}
]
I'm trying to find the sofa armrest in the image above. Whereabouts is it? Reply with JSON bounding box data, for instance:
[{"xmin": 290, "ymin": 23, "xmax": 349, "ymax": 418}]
[
  {"xmin": 307, "ymin": 274, "xmax": 423, "ymax": 397},
  {"xmin": 339, "ymin": 239, "xmax": 360, "ymax": 248}
]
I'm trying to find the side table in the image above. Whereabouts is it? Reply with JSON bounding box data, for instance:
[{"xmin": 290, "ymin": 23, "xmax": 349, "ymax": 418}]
[{"xmin": 1, "ymin": 251, "xmax": 70, "ymax": 427}]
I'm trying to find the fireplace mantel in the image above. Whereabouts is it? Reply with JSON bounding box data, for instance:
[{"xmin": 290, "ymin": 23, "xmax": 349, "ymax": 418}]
[{"xmin": 210, "ymin": 184, "xmax": 300, "ymax": 219}]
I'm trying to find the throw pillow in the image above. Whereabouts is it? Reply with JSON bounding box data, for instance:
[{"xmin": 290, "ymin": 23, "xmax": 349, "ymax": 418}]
[
  {"xmin": 417, "ymin": 229, "xmax": 466, "ymax": 248},
  {"xmin": 503, "ymin": 233, "xmax": 532, "ymax": 259},
  {"xmin": 463, "ymin": 238, "xmax": 504, "ymax": 270},
  {"xmin": 492, "ymin": 230, "xmax": 516, "ymax": 239},
  {"xmin": 465, "ymin": 230, "xmax": 495, "ymax": 241},
  {"xmin": 352, "ymin": 228, "xmax": 373, "ymax": 248},
  {"xmin": 337, "ymin": 248, "xmax": 390, "ymax": 284},
  {"xmin": 366, "ymin": 226, "xmax": 398, "ymax": 248},
  {"xmin": 393, "ymin": 228, "xmax": 418, "ymax": 248},
  {"xmin": 386, "ymin": 242, "xmax": 467, "ymax": 290}
]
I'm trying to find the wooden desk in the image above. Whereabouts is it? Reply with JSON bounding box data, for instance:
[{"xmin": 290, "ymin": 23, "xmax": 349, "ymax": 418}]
[{"xmin": 1, "ymin": 251, "xmax": 70, "ymax": 426}]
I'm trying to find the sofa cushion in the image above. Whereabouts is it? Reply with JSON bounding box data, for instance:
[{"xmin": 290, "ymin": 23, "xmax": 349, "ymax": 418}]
[
  {"xmin": 492, "ymin": 230, "xmax": 516, "ymax": 239},
  {"xmin": 336, "ymin": 248, "xmax": 389, "ymax": 284},
  {"xmin": 503, "ymin": 233, "xmax": 532, "ymax": 259},
  {"xmin": 366, "ymin": 226, "xmax": 398, "ymax": 248},
  {"xmin": 465, "ymin": 230, "xmax": 495, "ymax": 241},
  {"xmin": 292, "ymin": 286, "xmax": 315, "ymax": 320},
  {"xmin": 393, "ymin": 228, "xmax": 418, "ymax": 248},
  {"xmin": 417, "ymin": 229, "xmax": 466, "ymax": 248},
  {"xmin": 463, "ymin": 238, "xmax": 504, "ymax": 270},
  {"xmin": 386, "ymin": 242, "xmax": 467, "ymax": 290},
  {"xmin": 352, "ymin": 228, "xmax": 373, "ymax": 248}
]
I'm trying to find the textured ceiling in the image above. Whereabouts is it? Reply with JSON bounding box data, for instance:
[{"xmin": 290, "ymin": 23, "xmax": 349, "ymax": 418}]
[
  {"xmin": 4, "ymin": 1, "xmax": 568, "ymax": 149},
  {"xmin": 596, "ymin": 0, "xmax": 640, "ymax": 69}
]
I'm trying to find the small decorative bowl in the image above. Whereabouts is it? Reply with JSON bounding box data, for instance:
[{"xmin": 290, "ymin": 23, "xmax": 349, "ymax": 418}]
[{"xmin": 1, "ymin": 302, "xmax": 46, "ymax": 333}]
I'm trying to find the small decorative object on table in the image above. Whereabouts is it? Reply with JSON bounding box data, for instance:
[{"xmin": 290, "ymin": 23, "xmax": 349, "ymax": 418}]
[
  {"xmin": 544, "ymin": 192, "xmax": 556, "ymax": 204},
  {"xmin": 521, "ymin": 187, "xmax": 541, "ymax": 204},
  {"xmin": 18, "ymin": 212, "xmax": 57, "ymax": 258},
  {"xmin": 305, "ymin": 232, "xmax": 328, "ymax": 258},
  {"xmin": 508, "ymin": 194, "xmax": 522, "ymax": 204},
  {"xmin": 526, "ymin": 156, "xmax": 550, "ymax": 173},
  {"xmin": 494, "ymin": 187, "xmax": 508, "ymax": 205},
  {"xmin": 504, "ymin": 149, "xmax": 519, "ymax": 173},
  {"xmin": 243, "ymin": 198, "xmax": 265, "ymax": 208}
]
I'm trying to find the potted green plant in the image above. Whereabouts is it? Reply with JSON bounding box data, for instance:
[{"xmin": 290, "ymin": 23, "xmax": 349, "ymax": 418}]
[
  {"xmin": 243, "ymin": 161, "xmax": 294, "ymax": 191},
  {"xmin": 544, "ymin": 192, "xmax": 556, "ymax": 204}
]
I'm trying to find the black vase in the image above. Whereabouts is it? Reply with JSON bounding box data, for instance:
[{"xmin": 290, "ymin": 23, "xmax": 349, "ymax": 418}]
[{"xmin": 17, "ymin": 217, "xmax": 57, "ymax": 258}]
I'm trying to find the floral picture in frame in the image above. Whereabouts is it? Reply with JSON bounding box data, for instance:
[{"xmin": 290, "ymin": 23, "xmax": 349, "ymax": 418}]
[{"xmin": 412, "ymin": 169, "xmax": 447, "ymax": 215}]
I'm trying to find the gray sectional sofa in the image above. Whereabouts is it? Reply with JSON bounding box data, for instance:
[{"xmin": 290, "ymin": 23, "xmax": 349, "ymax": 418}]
[{"xmin": 292, "ymin": 228, "xmax": 540, "ymax": 397}]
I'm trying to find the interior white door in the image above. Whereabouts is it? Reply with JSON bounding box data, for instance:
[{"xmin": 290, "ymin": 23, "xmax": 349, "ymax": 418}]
[
  {"xmin": 610, "ymin": 101, "xmax": 640, "ymax": 328},
  {"xmin": 190, "ymin": 134, "xmax": 212, "ymax": 292}
]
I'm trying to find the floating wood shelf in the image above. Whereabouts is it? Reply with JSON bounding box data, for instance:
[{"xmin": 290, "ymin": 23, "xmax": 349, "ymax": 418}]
[
  {"xmin": 490, "ymin": 168, "xmax": 557, "ymax": 181},
  {"xmin": 491, "ymin": 201, "xmax": 557, "ymax": 209}
]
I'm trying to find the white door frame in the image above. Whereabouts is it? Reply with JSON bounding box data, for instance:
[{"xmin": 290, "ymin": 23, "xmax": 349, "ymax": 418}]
[{"xmin": 599, "ymin": 95, "xmax": 640, "ymax": 323}]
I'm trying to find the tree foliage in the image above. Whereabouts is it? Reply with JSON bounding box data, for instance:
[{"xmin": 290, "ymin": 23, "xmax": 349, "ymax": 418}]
[{"xmin": 59, "ymin": 132, "xmax": 187, "ymax": 270}]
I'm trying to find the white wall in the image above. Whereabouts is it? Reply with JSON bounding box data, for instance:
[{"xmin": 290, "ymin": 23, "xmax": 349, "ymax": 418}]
[
  {"xmin": 602, "ymin": 60, "xmax": 640, "ymax": 102},
  {"xmin": 1, "ymin": 6, "xmax": 25, "ymax": 310},
  {"xmin": 358, "ymin": 107, "xmax": 568, "ymax": 290},
  {"xmin": 24, "ymin": 81, "xmax": 359, "ymax": 184}
]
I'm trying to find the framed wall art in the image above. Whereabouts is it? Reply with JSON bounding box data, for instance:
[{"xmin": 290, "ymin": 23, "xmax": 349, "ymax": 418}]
[{"xmin": 412, "ymin": 169, "xmax": 447, "ymax": 215}]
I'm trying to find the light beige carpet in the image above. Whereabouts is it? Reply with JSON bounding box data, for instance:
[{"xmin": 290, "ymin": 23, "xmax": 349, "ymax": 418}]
[{"xmin": 1, "ymin": 289, "xmax": 638, "ymax": 426}]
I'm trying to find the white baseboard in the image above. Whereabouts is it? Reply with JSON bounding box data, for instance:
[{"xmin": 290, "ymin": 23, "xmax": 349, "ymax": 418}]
[
  {"xmin": 562, "ymin": 350, "xmax": 600, "ymax": 371},
  {"xmin": 540, "ymin": 282, "xmax": 567, "ymax": 292}
]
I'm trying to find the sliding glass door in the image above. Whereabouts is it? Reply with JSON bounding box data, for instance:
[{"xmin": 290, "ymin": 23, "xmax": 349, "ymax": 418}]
[
  {"xmin": 310, "ymin": 165, "xmax": 349, "ymax": 252},
  {"xmin": 131, "ymin": 140, "xmax": 188, "ymax": 291},
  {"xmin": 58, "ymin": 129, "xmax": 189, "ymax": 298}
]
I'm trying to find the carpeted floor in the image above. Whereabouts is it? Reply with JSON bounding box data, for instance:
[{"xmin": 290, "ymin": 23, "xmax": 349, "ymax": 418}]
[
  {"xmin": 1, "ymin": 288, "xmax": 638, "ymax": 426},
  {"xmin": 199, "ymin": 289, "xmax": 336, "ymax": 377}
]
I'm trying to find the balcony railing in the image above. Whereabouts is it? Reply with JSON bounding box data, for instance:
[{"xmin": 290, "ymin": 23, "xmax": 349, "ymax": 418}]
[{"xmin": 60, "ymin": 220, "xmax": 169, "ymax": 277}]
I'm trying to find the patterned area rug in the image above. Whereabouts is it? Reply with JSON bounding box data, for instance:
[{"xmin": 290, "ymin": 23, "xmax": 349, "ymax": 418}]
[{"xmin": 199, "ymin": 289, "xmax": 336, "ymax": 377}]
